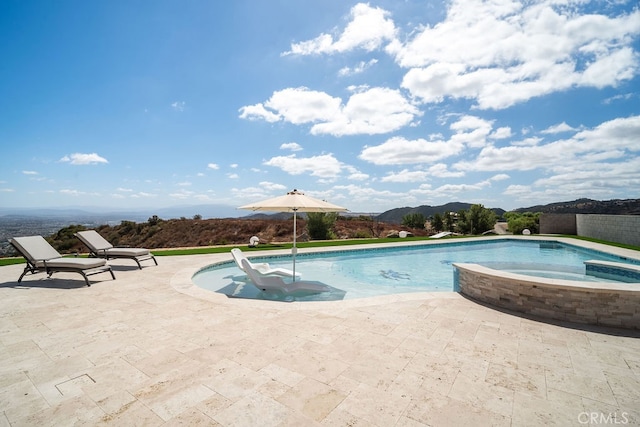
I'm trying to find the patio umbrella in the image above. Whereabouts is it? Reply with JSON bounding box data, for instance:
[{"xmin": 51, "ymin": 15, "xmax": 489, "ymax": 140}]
[{"xmin": 238, "ymin": 189, "xmax": 348, "ymax": 281}]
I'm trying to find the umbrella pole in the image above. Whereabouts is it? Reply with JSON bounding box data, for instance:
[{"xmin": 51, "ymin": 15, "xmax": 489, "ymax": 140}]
[{"xmin": 292, "ymin": 209, "xmax": 297, "ymax": 281}]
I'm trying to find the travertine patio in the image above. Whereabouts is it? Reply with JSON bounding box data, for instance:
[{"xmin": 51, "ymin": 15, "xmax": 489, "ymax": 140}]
[{"xmin": 1, "ymin": 247, "xmax": 639, "ymax": 426}]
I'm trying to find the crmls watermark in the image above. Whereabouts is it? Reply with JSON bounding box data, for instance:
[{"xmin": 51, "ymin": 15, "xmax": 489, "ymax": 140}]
[{"xmin": 578, "ymin": 412, "xmax": 630, "ymax": 425}]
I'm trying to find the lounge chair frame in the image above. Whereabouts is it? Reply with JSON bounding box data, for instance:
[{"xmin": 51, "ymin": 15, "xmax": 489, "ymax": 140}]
[
  {"xmin": 9, "ymin": 236, "xmax": 115, "ymax": 286},
  {"xmin": 75, "ymin": 230, "xmax": 157, "ymax": 269},
  {"xmin": 240, "ymin": 258, "xmax": 328, "ymax": 294}
]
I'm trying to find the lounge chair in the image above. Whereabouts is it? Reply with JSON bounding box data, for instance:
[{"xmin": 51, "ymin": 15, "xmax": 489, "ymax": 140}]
[
  {"xmin": 240, "ymin": 259, "xmax": 329, "ymax": 294},
  {"xmin": 9, "ymin": 236, "xmax": 115, "ymax": 286},
  {"xmin": 231, "ymin": 248, "xmax": 300, "ymax": 278},
  {"xmin": 75, "ymin": 230, "xmax": 157, "ymax": 269}
]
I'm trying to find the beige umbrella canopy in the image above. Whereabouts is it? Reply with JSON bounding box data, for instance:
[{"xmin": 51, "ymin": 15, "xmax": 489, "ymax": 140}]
[{"xmin": 238, "ymin": 189, "xmax": 348, "ymax": 280}]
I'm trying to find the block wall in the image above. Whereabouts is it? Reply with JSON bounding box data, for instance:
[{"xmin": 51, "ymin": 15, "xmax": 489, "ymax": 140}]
[
  {"xmin": 539, "ymin": 214, "xmax": 576, "ymax": 234},
  {"xmin": 577, "ymin": 214, "xmax": 640, "ymax": 247}
]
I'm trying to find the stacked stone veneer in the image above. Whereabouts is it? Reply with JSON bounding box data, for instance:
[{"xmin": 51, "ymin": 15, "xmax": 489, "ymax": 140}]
[{"xmin": 454, "ymin": 264, "xmax": 640, "ymax": 330}]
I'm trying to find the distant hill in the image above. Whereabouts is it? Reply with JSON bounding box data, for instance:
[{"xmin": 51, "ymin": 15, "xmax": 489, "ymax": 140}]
[
  {"xmin": 374, "ymin": 198, "xmax": 640, "ymax": 224},
  {"xmin": 376, "ymin": 202, "xmax": 506, "ymax": 224},
  {"xmin": 0, "ymin": 217, "xmax": 426, "ymax": 257},
  {"xmin": 514, "ymin": 198, "xmax": 640, "ymax": 215}
]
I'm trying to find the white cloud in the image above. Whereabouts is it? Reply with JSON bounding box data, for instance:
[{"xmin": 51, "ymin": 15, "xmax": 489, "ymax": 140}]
[
  {"xmin": 263, "ymin": 87, "xmax": 342, "ymax": 125},
  {"xmin": 511, "ymin": 137, "xmax": 542, "ymax": 147},
  {"xmin": 240, "ymin": 86, "xmax": 420, "ymax": 136},
  {"xmin": 207, "ymin": 163, "xmax": 219, "ymax": 170},
  {"xmin": 396, "ymin": 1, "xmax": 640, "ymax": 109},
  {"xmin": 456, "ymin": 143, "xmax": 560, "ymax": 172},
  {"xmin": 283, "ymin": 3, "xmax": 397, "ymax": 56},
  {"xmin": 449, "ymin": 115, "xmax": 493, "ymax": 148},
  {"xmin": 264, "ymin": 153, "xmax": 344, "ymax": 178},
  {"xmin": 171, "ymin": 101, "xmax": 186, "ymax": 112},
  {"xmin": 60, "ymin": 153, "xmax": 108, "ymax": 165},
  {"xmin": 603, "ymin": 92, "xmax": 635, "ymax": 104},
  {"xmin": 59, "ymin": 189, "xmax": 100, "ymax": 197},
  {"xmin": 333, "ymin": 184, "xmax": 418, "ymax": 210},
  {"xmin": 193, "ymin": 194, "xmax": 214, "ymax": 202},
  {"xmin": 338, "ymin": 59, "xmax": 379, "ymax": 76},
  {"xmin": 22, "ymin": 170, "xmax": 38, "ymax": 175},
  {"xmin": 570, "ymin": 115, "xmax": 640, "ymax": 152},
  {"xmin": 503, "ymin": 184, "xmax": 531, "ymax": 197},
  {"xmin": 455, "ymin": 115, "xmax": 640, "ymax": 174},
  {"xmin": 238, "ymin": 103, "xmax": 281, "ymax": 122},
  {"xmin": 310, "ymin": 87, "xmax": 421, "ymax": 136},
  {"xmin": 130, "ymin": 192, "xmax": 155, "ymax": 199},
  {"xmin": 259, "ymin": 182, "xmax": 287, "ymax": 192},
  {"xmin": 381, "ymin": 169, "xmax": 430, "ymax": 183},
  {"xmin": 348, "ymin": 171, "xmax": 369, "ymax": 181},
  {"xmin": 169, "ymin": 189, "xmax": 193, "ymax": 199},
  {"xmin": 534, "ymin": 158, "xmax": 640, "ymax": 190},
  {"xmin": 503, "ymin": 157, "xmax": 640, "ymax": 206},
  {"xmin": 434, "ymin": 182, "xmax": 490, "ymax": 193},
  {"xmin": 490, "ymin": 127, "xmax": 512, "ymax": 139},
  {"xmin": 280, "ymin": 142, "xmax": 303, "ymax": 151},
  {"xmin": 490, "ymin": 173, "xmax": 510, "ymax": 182},
  {"xmin": 359, "ymin": 136, "xmax": 464, "ymax": 166},
  {"xmin": 428, "ymin": 163, "xmax": 465, "ymax": 178},
  {"xmin": 542, "ymin": 122, "xmax": 575, "ymax": 134}
]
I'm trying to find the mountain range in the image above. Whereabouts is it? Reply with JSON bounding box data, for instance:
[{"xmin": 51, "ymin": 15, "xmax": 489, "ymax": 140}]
[
  {"xmin": 512, "ymin": 198, "xmax": 640, "ymax": 215},
  {"xmin": 1, "ymin": 198, "xmax": 638, "ymax": 229},
  {"xmin": 374, "ymin": 198, "xmax": 640, "ymax": 224}
]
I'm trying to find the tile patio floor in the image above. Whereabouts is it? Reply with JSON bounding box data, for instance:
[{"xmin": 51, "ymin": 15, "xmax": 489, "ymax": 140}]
[{"xmin": 1, "ymin": 246, "xmax": 639, "ymax": 426}]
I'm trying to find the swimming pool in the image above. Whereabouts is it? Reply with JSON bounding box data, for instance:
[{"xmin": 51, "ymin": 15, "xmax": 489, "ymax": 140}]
[{"xmin": 192, "ymin": 238, "xmax": 640, "ymax": 301}]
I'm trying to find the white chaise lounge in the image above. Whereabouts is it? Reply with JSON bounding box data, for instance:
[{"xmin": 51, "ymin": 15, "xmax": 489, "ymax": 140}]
[
  {"xmin": 75, "ymin": 230, "xmax": 157, "ymax": 269},
  {"xmin": 231, "ymin": 248, "xmax": 300, "ymax": 278},
  {"xmin": 240, "ymin": 259, "xmax": 328, "ymax": 294},
  {"xmin": 9, "ymin": 235, "xmax": 115, "ymax": 286}
]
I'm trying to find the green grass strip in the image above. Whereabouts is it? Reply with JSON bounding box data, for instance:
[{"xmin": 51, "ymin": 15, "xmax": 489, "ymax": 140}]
[{"xmin": 1, "ymin": 234, "xmax": 638, "ymax": 266}]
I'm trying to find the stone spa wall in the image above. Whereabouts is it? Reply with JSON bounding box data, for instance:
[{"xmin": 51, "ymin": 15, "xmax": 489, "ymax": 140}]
[{"xmin": 454, "ymin": 263, "xmax": 640, "ymax": 330}]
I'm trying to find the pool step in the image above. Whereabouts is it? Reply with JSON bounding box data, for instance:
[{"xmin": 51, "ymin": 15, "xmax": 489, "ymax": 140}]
[{"xmin": 584, "ymin": 260, "xmax": 640, "ymax": 283}]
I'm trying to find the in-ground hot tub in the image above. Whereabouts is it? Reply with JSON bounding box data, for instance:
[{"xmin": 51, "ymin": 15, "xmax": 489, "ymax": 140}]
[{"xmin": 454, "ymin": 260, "xmax": 640, "ymax": 330}]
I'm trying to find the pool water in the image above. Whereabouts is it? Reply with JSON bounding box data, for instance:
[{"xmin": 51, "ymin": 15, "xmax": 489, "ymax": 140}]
[{"xmin": 192, "ymin": 239, "xmax": 640, "ymax": 301}]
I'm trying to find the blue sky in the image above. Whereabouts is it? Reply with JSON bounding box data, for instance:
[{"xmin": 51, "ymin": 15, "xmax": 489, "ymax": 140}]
[{"xmin": 1, "ymin": 0, "xmax": 639, "ymax": 214}]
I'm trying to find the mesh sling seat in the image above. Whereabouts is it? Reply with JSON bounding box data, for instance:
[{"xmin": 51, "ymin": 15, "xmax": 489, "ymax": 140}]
[
  {"xmin": 75, "ymin": 230, "xmax": 157, "ymax": 269},
  {"xmin": 9, "ymin": 235, "xmax": 116, "ymax": 286},
  {"xmin": 231, "ymin": 248, "xmax": 300, "ymax": 278}
]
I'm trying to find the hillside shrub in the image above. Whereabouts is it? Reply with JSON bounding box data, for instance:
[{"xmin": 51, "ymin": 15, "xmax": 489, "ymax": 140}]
[
  {"xmin": 402, "ymin": 213, "xmax": 426, "ymax": 229},
  {"xmin": 307, "ymin": 212, "xmax": 338, "ymax": 240},
  {"xmin": 457, "ymin": 204, "xmax": 497, "ymax": 234},
  {"xmin": 504, "ymin": 212, "xmax": 540, "ymax": 234}
]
